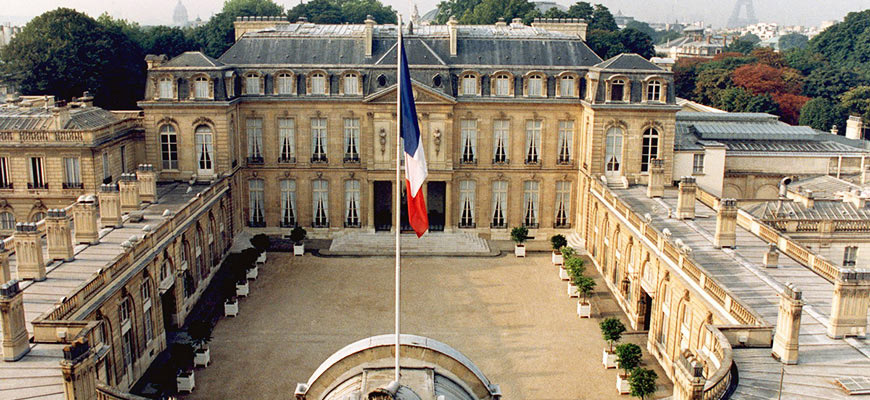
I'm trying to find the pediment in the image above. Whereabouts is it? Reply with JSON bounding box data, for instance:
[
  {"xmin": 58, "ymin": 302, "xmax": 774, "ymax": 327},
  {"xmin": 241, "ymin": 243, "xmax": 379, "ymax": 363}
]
[{"xmin": 365, "ymin": 80, "xmax": 456, "ymax": 105}]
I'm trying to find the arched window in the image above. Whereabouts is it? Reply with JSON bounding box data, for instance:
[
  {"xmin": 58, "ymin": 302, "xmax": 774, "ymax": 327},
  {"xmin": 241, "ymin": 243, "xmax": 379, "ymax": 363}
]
[
  {"xmin": 610, "ymin": 79, "xmax": 626, "ymax": 102},
  {"xmin": 310, "ymin": 72, "xmax": 327, "ymax": 95},
  {"xmin": 646, "ymin": 80, "xmax": 662, "ymax": 102},
  {"xmin": 244, "ymin": 72, "xmax": 261, "ymax": 95},
  {"xmin": 194, "ymin": 76, "xmax": 210, "ymax": 99},
  {"xmin": 641, "ymin": 128, "xmax": 660, "ymax": 173},
  {"xmin": 560, "ymin": 74, "xmax": 576, "ymax": 97},
  {"xmin": 158, "ymin": 76, "xmax": 174, "ymax": 99},
  {"xmin": 118, "ymin": 297, "xmax": 135, "ymax": 369},
  {"xmin": 493, "ymin": 73, "xmax": 511, "ymax": 96},
  {"xmin": 194, "ymin": 125, "xmax": 214, "ymax": 174},
  {"xmin": 461, "ymin": 73, "xmax": 477, "ymax": 95},
  {"xmin": 0, "ymin": 212, "xmax": 14, "ymax": 230},
  {"xmin": 526, "ymin": 74, "xmax": 545, "ymax": 97},
  {"xmin": 159, "ymin": 124, "xmax": 178, "ymax": 170},
  {"xmin": 276, "ymin": 72, "xmax": 294, "ymax": 95},
  {"xmin": 343, "ymin": 72, "xmax": 360, "ymax": 95},
  {"xmin": 658, "ymin": 283, "xmax": 670, "ymax": 346},
  {"xmin": 31, "ymin": 212, "xmax": 46, "ymax": 222}
]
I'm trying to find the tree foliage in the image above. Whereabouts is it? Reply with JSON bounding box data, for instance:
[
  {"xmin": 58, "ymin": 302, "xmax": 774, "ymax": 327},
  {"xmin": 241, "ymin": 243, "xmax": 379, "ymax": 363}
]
[
  {"xmin": 195, "ymin": 0, "xmax": 284, "ymax": 58},
  {"xmin": 840, "ymin": 86, "xmax": 870, "ymax": 122},
  {"xmin": 803, "ymin": 67, "xmax": 864, "ymax": 99},
  {"xmin": 810, "ymin": 10, "xmax": 870, "ymax": 75},
  {"xmin": 587, "ymin": 28, "xmax": 654, "ymax": 60},
  {"xmin": 778, "ymin": 33, "xmax": 809, "ymax": 51},
  {"xmin": 629, "ymin": 367, "xmax": 658, "ymax": 400},
  {"xmin": 799, "ymin": 97, "xmax": 846, "ymax": 131},
  {"xmin": 615, "ymin": 343, "xmax": 642, "ymax": 376},
  {"xmin": 599, "ymin": 317, "xmax": 626, "ymax": 352},
  {"xmin": 0, "ymin": 8, "xmax": 144, "ymax": 109},
  {"xmin": 287, "ymin": 0, "xmax": 397, "ymax": 25},
  {"xmin": 589, "ymin": 4, "xmax": 617, "ymax": 31},
  {"xmin": 725, "ymin": 37, "xmax": 756, "ymax": 54},
  {"xmin": 461, "ymin": 0, "xmax": 536, "ymax": 25}
]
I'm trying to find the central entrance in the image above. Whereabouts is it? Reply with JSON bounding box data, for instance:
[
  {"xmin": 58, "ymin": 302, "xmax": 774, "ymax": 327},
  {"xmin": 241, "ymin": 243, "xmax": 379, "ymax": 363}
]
[
  {"xmin": 427, "ymin": 181, "xmax": 445, "ymax": 231},
  {"xmin": 373, "ymin": 181, "xmax": 392, "ymax": 231}
]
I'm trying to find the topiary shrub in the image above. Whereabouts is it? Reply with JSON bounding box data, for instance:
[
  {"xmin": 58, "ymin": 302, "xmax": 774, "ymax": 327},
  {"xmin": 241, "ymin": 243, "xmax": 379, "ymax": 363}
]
[
  {"xmin": 510, "ymin": 226, "xmax": 529, "ymax": 244},
  {"xmin": 615, "ymin": 343, "xmax": 643, "ymax": 378},
  {"xmin": 629, "ymin": 367, "xmax": 658, "ymax": 399},
  {"xmin": 600, "ymin": 317, "xmax": 626, "ymax": 352},
  {"xmin": 289, "ymin": 226, "xmax": 307, "ymax": 244},
  {"xmin": 250, "ymin": 234, "xmax": 270, "ymax": 253},
  {"xmin": 550, "ymin": 234, "xmax": 567, "ymax": 251}
]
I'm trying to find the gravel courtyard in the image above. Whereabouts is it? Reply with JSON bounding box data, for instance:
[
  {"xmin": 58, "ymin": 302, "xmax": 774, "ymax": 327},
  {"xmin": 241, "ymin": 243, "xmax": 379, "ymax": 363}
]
[{"xmin": 183, "ymin": 252, "xmax": 671, "ymax": 399}]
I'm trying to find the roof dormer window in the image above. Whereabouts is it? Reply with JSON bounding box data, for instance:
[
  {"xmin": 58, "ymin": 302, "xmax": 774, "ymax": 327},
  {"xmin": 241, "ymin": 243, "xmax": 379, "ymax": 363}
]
[
  {"xmin": 461, "ymin": 73, "xmax": 478, "ymax": 96},
  {"xmin": 559, "ymin": 75, "xmax": 576, "ymax": 97},
  {"xmin": 343, "ymin": 72, "xmax": 360, "ymax": 95},
  {"xmin": 276, "ymin": 72, "xmax": 294, "ymax": 95},
  {"xmin": 645, "ymin": 79, "xmax": 665, "ymax": 102},
  {"xmin": 309, "ymin": 72, "xmax": 328, "ymax": 95},
  {"xmin": 244, "ymin": 72, "xmax": 262, "ymax": 95},
  {"xmin": 494, "ymin": 73, "xmax": 512, "ymax": 96},
  {"xmin": 527, "ymin": 74, "xmax": 545, "ymax": 97},
  {"xmin": 158, "ymin": 77, "xmax": 174, "ymax": 99},
  {"xmin": 608, "ymin": 78, "xmax": 629, "ymax": 102},
  {"xmin": 194, "ymin": 76, "xmax": 210, "ymax": 99}
]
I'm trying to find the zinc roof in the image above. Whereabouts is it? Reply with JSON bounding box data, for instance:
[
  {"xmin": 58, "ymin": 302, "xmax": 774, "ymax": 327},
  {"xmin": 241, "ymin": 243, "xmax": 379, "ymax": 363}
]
[{"xmin": 0, "ymin": 106, "xmax": 119, "ymax": 131}]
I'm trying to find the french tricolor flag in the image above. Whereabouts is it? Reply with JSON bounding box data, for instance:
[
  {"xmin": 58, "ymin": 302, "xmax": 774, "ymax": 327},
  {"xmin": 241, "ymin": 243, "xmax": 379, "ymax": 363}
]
[{"xmin": 399, "ymin": 38, "xmax": 428, "ymax": 237}]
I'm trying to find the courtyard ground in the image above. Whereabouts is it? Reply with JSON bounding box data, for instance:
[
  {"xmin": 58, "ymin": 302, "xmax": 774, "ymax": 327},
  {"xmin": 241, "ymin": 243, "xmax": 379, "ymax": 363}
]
[{"xmin": 183, "ymin": 252, "xmax": 672, "ymax": 399}]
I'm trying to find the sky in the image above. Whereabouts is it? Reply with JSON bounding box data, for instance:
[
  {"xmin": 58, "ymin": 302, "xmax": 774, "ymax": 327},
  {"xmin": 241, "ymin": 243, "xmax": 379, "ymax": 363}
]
[{"xmin": 1, "ymin": 0, "xmax": 869, "ymax": 29}]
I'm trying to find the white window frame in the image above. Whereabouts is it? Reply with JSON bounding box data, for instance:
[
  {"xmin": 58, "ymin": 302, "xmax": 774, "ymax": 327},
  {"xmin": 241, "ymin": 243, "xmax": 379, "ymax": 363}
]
[
  {"xmin": 641, "ymin": 128, "xmax": 660, "ymax": 173},
  {"xmin": 312, "ymin": 179, "xmax": 329, "ymax": 228},
  {"xmin": 611, "ymin": 79, "xmax": 626, "ymax": 102},
  {"xmin": 560, "ymin": 75, "xmax": 576, "ymax": 97},
  {"xmin": 248, "ymin": 180, "xmax": 265, "ymax": 226},
  {"xmin": 246, "ymin": 118, "xmax": 263, "ymax": 162},
  {"xmin": 345, "ymin": 180, "xmax": 361, "ymax": 227},
  {"xmin": 647, "ymin": 80, "xmax": 662, "ymax": 102},
  {"xmin": 141, "ymin": 279, "xmax": 153, "ymax": 344},
  {"xmin": 245, "ymin": 74, "xmax": 260, "ymax": 95},
  {"xmin": 558, "ymin": 120, "xmax": 574, "ymax": 164},
  {"xmin": 195, "ymin": 125, "xmax": 214, "ymax": 174},
  {"xmin": 460, "ymin": 119, "xmax": 477, "ymax": 163},
  {"xmin": 0, "ymin": 212, "xmax": 15, "ymax": 230},
  {"xmin": 278, "ymin": 118, "xmax": 296, "ymax": 162},
  {"xmin": 527, "ymin": 75, "xmax": 544, "ymax": 97},
  {"xmin": 693, "ymin": 153, "xmax": 705, "ymax": 174},
  {"xmin": 343, "ymin": 73, "xmax": 360, "ymax": 95},
  {"xmin": 462, "ymin": 73, "xmax": 477, "ymax": 95},
  {"xmin": 194, "ymin": 76, "xmax": 210, "ymax": 99},
  {"xmin": 310, "ymin": 73, "xmax": 327, "ymax": 95},
  {"xmin": 459, "ymin": 180, "xmax": 476, "ymax": 228},
  {"xmin": 492, "ymin": 120, "xmax": 510, "ymax": 164},
  {"xmin": 343, "ymin": 118, "xmax": 360, "ymax": 162},
  {"xmin": 555, "ymin": 181, "xmax": 570, "ymax": 227},
  {"xmin": 311, "ymin": 118, "xmax": 328, "ymax": 162},
  {"xmin": 63, "ymin": 157, "xmax": 81, "ymax": 188},
  {"xmin": 277, "ymin": 73, "xmax": 294, "ymax": 95},
  {"xmin": 525, "ymin": 120, "xmax": 542, "ymax": 164},
  {"xmin": 523, "ymin": 181, "xmax": 540, "ymax": 227},
  {"xmin": 280, "ymin": 180, "xmax": 297, "ymax": 227},
  {"xmin": 160, "ymin": 125, "xmax": 178, "ymax": 170},
  {"xmin": 659, "ymin": 285, "xmax": 671, "ymax": 346},
  {"xmin": 494, "ymin": 74, "xmax": 511, "ymax": 96},
  {"xmin": 158, "ymin": 77, "xmax": 173, "ymax": 99},
  {"xmin": 844, "ymin": 246, "xmax": 858, "ymax": 267},
  {"xmin": 491, "ymin": 180, "xmax": 508, "ymax": 228}
]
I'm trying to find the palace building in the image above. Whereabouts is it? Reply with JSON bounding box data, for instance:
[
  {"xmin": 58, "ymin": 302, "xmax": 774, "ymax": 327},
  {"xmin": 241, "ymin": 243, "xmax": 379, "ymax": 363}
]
[{"xmin": 0, "ymin": 16, "xmax": 867, "ymax": 400}]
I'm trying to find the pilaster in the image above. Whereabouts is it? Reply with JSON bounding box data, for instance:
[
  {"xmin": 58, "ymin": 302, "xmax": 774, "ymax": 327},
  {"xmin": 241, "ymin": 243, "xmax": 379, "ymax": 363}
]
[
  {"xmin": 73, "ymin": 195, "xmax": 99, "ymax": 245},
  {"xmin": 772, "ymin": 283, "xmax": 803, "ymax": 364},
  {"xmin": 98, "ymin": 184, "xmax": 122, "ymax": 228},
  {"xmin": 14, "ymin": 223, "xmax": 46, "ymax": 281},
  {"xmin": 714, "ymin": 198, "xmax": 737, "ymax": 248},
  {"xmin": 46, "ymin": 209, "xmax": 74, "ymax": 262},
  {"xmin": 0, "ymin": 280, "xmax": 31, "ymax": 361}
]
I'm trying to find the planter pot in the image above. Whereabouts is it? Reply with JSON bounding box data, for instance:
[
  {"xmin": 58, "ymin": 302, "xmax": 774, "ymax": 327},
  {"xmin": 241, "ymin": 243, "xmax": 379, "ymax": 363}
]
[
  {"xmin": 552, "ymin": 251, "xmax": 564, "ymax": 265},
  {"xmin": 235, "ymin": 281, "xmax": 249, "ymax": 297},
  {"xmin": 293, "ymin": 243, "xmax": 305, "ymax": 256},
  {"xmin": 559, "ymin": 268, "xmax": 569, "ymax": 280},
  {"xmin": 567, "ymin": 284, "xmax": 579, "ymax": 298},
  {"xmin": 603, "ymin": 348, "xmax": 617, "ymax": 369},
  {"xmin": 577, "ymin": 301, "xmax": 592, "ymax": 318},
  {"xmin": 246, "ymin": 266, "xmax": 258, "ymax": 280},
  {"xmin": 194, "ymin": 347, "xmax": 210, "ymax": 368},
  {"xmin": 617, "ymin": 374, "xmax": 631, "ymax": 394},
  {"xmin": 514, "ymin": 244, "xmax": 526, "ymax": 257},
  {"xmin": 176, "ymin": 370, "xmax": 195, "ymax": 393},
  {"xmin": 224, "ymin": 300, "xmax": 238, "ymax": 317}
]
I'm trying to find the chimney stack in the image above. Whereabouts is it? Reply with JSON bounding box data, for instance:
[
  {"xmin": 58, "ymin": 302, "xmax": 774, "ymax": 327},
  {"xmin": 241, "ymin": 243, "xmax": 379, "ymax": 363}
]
[
  {"xmin": 73, "ymin": 195, "xmax": 99, "ymax": 244},
  {"xmin": 714, "ymin": 199, "xmax": 738, "ymax": 248},
  {"xmin": 646, "ymin": 159, "xmax": 665, "ymax": 198},
  {"xmin": 676, "ymin": 176, "xmax": 697, "ymax": 220},
  {"xmin": 13, "ymin": 223, "xmax": 45, "ymax": 281},
  {"xmin": 98, "ymin": 184, "xmax": 122, "ymax": 228},
  {"xmin": 0, "ymin": 242, "xmax": 10, "ymax": 284},
  {"xmin": 0, "ymin": 280, "xmax": 31, "ymax": 361},
  {"xmin": 45, "ymin": 209, "xmax": 74, "ymax": 262},
  {"xmin": 118, "ymin": 173, "xmax": 140, "ymax": 213},
  {"xmin": 846, "ymin": 115, "xmax": 864, "ymax": 140},
  {"xmin": 364, "ymin": 15, "xmax": 376, "ymax": 58},
  {"xmin": 448, "ymin": 16, "xmax": 458, "ymax": 57},
  {"xmin": 772, "ymin": 283, "xmax": 803, "ymax": 364}
]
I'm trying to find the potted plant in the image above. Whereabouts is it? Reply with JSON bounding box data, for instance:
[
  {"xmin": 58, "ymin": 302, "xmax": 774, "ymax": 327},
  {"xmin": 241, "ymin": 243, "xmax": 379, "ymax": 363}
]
[
  {"xmin": 224, "ymin": 295, "xmax": 239, "ymax": 317},
  {"xmin": 234, "ymin": 251, "xmax": 252, "ymax": 297},
  {"xmin": 615, "ymin": 343, "xmax": 643, "ymax": 394},
  {"xmin": 241, "ymin": 247, "xmax": 260, "ymax": 280},
  {"xmin": 565, "ymin": 256, "xmax": 585, "ymax": 295},
  {"xmin": 250, "ymin": 233, "xmax": 271, "ymax": 254},
  {"xmin": 629, "ymin": 367, "xmax": 658, "ymax": 400},
  {"xmin": 511, "ymin": 226, "xmax": 529, "ymax": 257},
  {"xmin": 550, "ymin": 234, "xmax": 568, "ymax": 265},
  {"xmin": 290, "ymin": 226, "xmax": 307, "ymax": 256},
  {"xmin": 575, "ymin": 275, "xmax": 596, "ymax": 318},
  {"xmin": 600, "ymin": 317, "xmax": 626, "ymax": 369},
  {"xmin": 189, "ymin": 319, "xmax": 213, "ymax": 368},
  {"xmin": 172, "ymin": 343, "xmax": 195, "ymax": 393}
]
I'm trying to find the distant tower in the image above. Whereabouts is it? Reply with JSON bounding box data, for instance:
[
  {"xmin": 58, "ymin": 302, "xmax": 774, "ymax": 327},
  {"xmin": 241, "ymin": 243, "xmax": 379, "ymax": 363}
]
[
  {"xmin": 727, "ymin": 0, "xmax": 757, "ymax": 28},
  {"xmin": 173, "ymin": 0, "xmax": 190, "ymax": 27},
  {"xmin": 410, "ymin": 1, "xmax": 421, "ymax": 26}
]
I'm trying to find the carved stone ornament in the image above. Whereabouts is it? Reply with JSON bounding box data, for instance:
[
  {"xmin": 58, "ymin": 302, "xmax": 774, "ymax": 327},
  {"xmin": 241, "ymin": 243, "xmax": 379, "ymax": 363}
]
[
  {"xmin": 316, "ymin": 172, "xmax": 323, "ymax": 179},
  {"xmin": 284, "ymin": 171, "xmax": 291, "ymax": 177},
  {"xmin": 379, "ymin": 128, "xmax": 387, "ymax": 154},
  {"xmin": 433, "ymin": 128, "xmax": 442, "ymax": 154}
]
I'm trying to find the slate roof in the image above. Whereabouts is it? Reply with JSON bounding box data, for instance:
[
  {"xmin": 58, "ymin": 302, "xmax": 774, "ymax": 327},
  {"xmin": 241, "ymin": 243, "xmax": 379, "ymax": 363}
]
[
  {"xmin": 743, "ymin": 199, "xmax": 870, "ymax": 221},
  {"xmin": 787, "ymin": 175, "xmax": 864, "ymax": 199},
  {"xmin": 0, "ymin": 106, "xmax": 119, "ymax": 130},
  {"xmin": 163, "ymin": 51, "xmax": 224, "ymax": 68},
  {"xmin": 594, "ymin": 53, "xmax": 663, "ymax": 71}
]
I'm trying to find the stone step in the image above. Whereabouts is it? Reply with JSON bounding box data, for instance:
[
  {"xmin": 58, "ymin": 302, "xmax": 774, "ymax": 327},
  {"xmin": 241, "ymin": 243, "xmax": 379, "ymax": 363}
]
[{"xmin": 327, "ymin": 232, "xmax": 493, "ymax": 255}]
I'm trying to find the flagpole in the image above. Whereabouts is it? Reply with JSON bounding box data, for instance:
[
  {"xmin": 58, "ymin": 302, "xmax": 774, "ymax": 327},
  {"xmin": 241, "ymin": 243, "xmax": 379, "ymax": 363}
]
[{"xmin": 394, "ymin": 13, "xmax": 403, "ymax": 383}]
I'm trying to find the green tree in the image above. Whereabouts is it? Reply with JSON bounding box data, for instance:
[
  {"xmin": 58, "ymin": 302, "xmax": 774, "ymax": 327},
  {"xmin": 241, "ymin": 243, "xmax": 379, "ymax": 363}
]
[
  {"xmin": 287, "ymin": 0, "xmax": 343, "ymax": 23},
  {"xmin": 543, "ymin": 7, "xmax": 569, "ymax": 19},
  {"xmin": 783, "ymin": 48, "xmax": 826, "ymax": 75},
  {"xmin": 778, "ymin": 33, "xmax": 809, "ymax": 51},
  {"xmin": 799, "ymin": 97, "xmax": 846, "ymax": 132},
  {"xmin": 460, "ymin": 0, "xmax": 535, "ymax": 25},
  {"xmin": 716, "ymin": 87, "xmax": 754, "ymax": 111},
  {"xmin": 434, "ymin": 0, "xmax": 481, "ymax": 24},
  {"xmin": 809, "ymin": 10, "xmax": 870, "ymax": 75},
  {"xmin": 840, "ymin": 86, "xmax": 870, "ymax": 122},
  {"xmin": 566, "ymin": 2, "xmax": 594, "ymax": 21},
  {"xmin": 745, "ymin": 93, "xmax": 780, "ymax": 114},
  {"xmin": 629, "ymin": 367, "xmax": 658, "ymax": 400},
  {"xmin": 589, "ymin": 4, "xmax": 617, "ymax": 31},
  {"xmin": 615, "ymin": 343, "xmax": 642, "ymax": 377},
  {"xmin": 194, "ymin": 0, "xmax": 284, "ymax": 58},
  {"xmin": 693, "ymin": 68, "xmax": 733, "ymax": 104},
  {"xmin": 586, "ymin": 27, "xmax": 654, "ymax": 60},
  {"xmin": 618, "ymin": 28, "xmax": 655, "ymax": 59},
  {"xmin": 141, "ymin": 26, "xmax": 198, "ymax": 58},
  {"xmin": 624, "ymin": 20, "xmax": 655, "ymax": 38},
  {"xmin": 0, "ymin": 8, "xmax": 145, "ymax": 109},
  {"xmin": 599, "ymin": 317, "xmax": 626, "ymax": 352},
  {"xmin": 287, "ymin": 0, "xmax": 396, "ymax": 25},
  {"xmin": 725, "ymin": 37, "xmax": 756, "ymax": 54},
  {"xmin": 803, "ymin": 67, "xmax": 864, "ymax": 99}
]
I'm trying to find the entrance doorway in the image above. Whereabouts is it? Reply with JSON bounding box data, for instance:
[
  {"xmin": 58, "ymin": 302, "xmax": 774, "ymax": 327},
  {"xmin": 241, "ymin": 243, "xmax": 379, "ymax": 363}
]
[
  {"xmin": 160, "ymin": 289, "xmax": 177, "ymax": 329},
  {"xmin": 641, "ymin": 290, "xmax": 652, "ymax": 331},
  {"xmin": 427, "ymin": 182, "xmax": 445, "ymax": 231},
  {"xmin": 373, "ymin": 181, "xmax": 392, "ymax": 231}
]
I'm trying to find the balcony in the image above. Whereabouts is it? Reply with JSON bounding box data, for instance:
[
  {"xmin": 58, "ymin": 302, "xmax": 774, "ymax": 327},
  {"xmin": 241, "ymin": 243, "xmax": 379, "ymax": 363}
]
[
  {"xmin": 554, "ymin": 222, "xmax": 572, "ymax": 229},
  {"xmin": 277, "ymin": 156, "xmax": 296, "ymax": 164},
  {"xmin": 492, "ymin": 157, "xmax": 509, "ymax": 165},
  {"xmin": 490, "ymin": 221, "xmax": 507, "ymax": 229},
  {"xmin": 343, "ymin": 155, "xmax": 360, "ymax": 164},
  {"xmin": 344, "ymin": 221, "xmax": 360, "ymax": 228},
  {"xmin": 0, "ymin": 183, "xmax": 12, "ymax": 190},
  {"xmin": 310, "ymin": 154, "xmax": 328, "ymax": 164},
  {"xmin": 458, "ymin": 221, "xmax": 476, "ymax": 229},
  {"xmin": 63, "ymin": 182, "xmax": 84, "ymax": 189},
  {"xmin": 312, "ymin": 221, "xmax": 329, "ymax": 229},
  {"xmin": 246, "ymin": 156, "xmax": 264, "ymax": 165},
  {"xmin": 557, "ymin": 157, "xmax": 573, "ymax": 166},
  {"xmin": 27, "ymin": 183, "xmax": 48, "ymax": 190},
  {"xmin": 460, "ymin": 155, "xmax": 477, "ymax": 165},
  {"xmin": 280, "ymin": 221, "xmax": 296, "ymax": 228},
  {"xmin": 525, "ymin": 157, "xmax": 540, "ymax": 165},
  {"xmin": 522, "ymin": 222, "xmax": 540, "ymax": 229},
  {"xmin": 248, "ymin": 220, "xmax": 266, "ymax": 228}
]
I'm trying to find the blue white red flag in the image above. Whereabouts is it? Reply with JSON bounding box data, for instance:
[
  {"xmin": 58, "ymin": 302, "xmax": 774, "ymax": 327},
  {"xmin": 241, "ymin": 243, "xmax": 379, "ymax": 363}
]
[{"xmin": 399, "ymin": 38, "xmax": 428, "ymax": 237}]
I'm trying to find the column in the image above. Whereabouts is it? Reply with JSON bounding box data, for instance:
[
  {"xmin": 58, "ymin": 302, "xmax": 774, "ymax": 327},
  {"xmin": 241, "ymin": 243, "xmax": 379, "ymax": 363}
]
[
  {"xmin": 98, "ymin": 184, "xmax": 122, "ymax": 228},
  {"xmin": 14, "ymin": 223, "xmax": 46, "ymax": 281},
  {"xmin": 444, "ymin": 180, "xmax": 453, "ymax": 232},
  {"xmin": 61, "ymin": 338, "xmax": 96, "ymax": 400},
  {"xmin": 828, "ymin": 270, "xmax": 870, "ymax": 339},
  {"xmin": 714, "ymin": 198, "xmax": 737, "ymax": 248},
  {"xmin": 366, "ymin": 181, "xmax": 375, "ymax": 232},
  {"xmin": 137, "ymin": 164, "xmax": 158, "ymax": 204},
  {"xmin": 0, "ymin": 280, "xmax": 31, "ymax": 361},
  {"xmin": 676, "ymin": 176, "xmax": 697, "ymax": 220},
  {"xmin": 46, "ymin": 209, "xmax": 74, "ymax": 262},
  {"xmin": 0, "ymin": 242, "xmax": 10, "ymax": 283},
  {"xmin": 73, "ymin": 195, "xmax": 99, "ymax": 245},
  {"xmin": 772, "ymin": 283, "xmax": 803, "ymax": 364},
  {"xmin": 118, "ymin": 173, "xmax": 140, "ymax": 213},
  {"xmin": 646, "ymin": 159, "xmax": 665, "ymax": 198}
]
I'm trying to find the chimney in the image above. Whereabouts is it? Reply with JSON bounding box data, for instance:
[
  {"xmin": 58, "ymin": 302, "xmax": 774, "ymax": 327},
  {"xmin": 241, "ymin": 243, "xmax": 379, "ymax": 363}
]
[
  {"xmin": 78, "ymin": 91, "xmax": 93, "ymax": 107},
  {"xmin": 137, "ymin": 165, "xmax": 158, "ymax": 204},
  {"xmin": 831, "ymin": 125, "xmax": 838, "ymax": 135},
  {"xmin": 0, "ymin": 242, "xmax": 10, "ymax": 283},
  {"xmin": 714, "ymin": 198, "xmax": 738, "ymax": 248},
  {"xmin": 73, "ymin": 195, "xmax": 99, "ymax": 245},
  {"xmin": 98, "ymin": 184, "xmax": 122, "ymax": 228},
  {"xmin": 52, "ymin": 106, "xmax": 71, "ymax": 130},
  {"xmin": 772, "ymin": 283, "xmax": 803, "ymax": 364},
  {"xmin": 676, "ymin": 176, "xmax": 697, "ymax": 220},
  {"xmin": 118, "ymin": 173, "xmax": 140, "ymax": 213},
  {"xmin": 45, "ymin": 209, "xmax": 74, "ymax": 262},
  {"xmin": 0, "ymin": 280, "xmax": 31, "ymax": 361},
  {"xmin": 828, "ymin": 270, "xmax": 870, "ymax": 339},
  {"xmin": 364, "ymin": 15, "xmax": 376, "ymax": 58},
  {"xmin": 13, "ymin": 223, "xmax": 46, "ymax": 281},
  {"xmin": 495, "ymin": 17, "xmax": 507, "ymax": 27},
  {"xmin": 646, "ymin": 159, "xmax": 665, "ymax": 198},
  {"xmin": 61, "ymin": 338, "xmax": 97, "ymax": 400},
  {"xmin": 763, "ymin": 243, "xmax": 779, "ymax": 268},
  {"xmin": 447, "ymin": 16, "xmax": 458, "ymax": 57},
  {"xmin": 846, "ymin": 115, "xmax": 864, "ymax": 140},
  {"xmin": 145, "ymin": 54, "xmax": 168, "ymax": 70}
]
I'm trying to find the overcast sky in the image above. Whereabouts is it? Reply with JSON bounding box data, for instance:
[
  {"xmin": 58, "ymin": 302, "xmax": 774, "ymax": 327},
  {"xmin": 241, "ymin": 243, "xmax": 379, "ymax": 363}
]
[{"xmin": 2, "ymin": 0, "xmax": 869, "ymax": 29}]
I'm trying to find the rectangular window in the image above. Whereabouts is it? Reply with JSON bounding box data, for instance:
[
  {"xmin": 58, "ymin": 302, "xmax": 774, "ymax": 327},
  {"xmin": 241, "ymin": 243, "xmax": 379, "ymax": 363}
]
[
  {"xmin": 343, "ymin": 118, "xmax": 360, "ymax": 162},
  {"xmin": 558, "ymin": 121, "xmax": 574, "ymax": 164},
  {"xmin": 523, "ymin": 181, "xmax": 539, "ymax": 227},
  {"xmin": 659, "ymin": 286, "xmax": 671, "ymax": 346},
  {"xmin": 141, "ymin": 281, "xmax": 153, "ymax": 343},
  {"xmin": 460, "ymin": 119, "xmax": 477, "ymax": 163},
  {"xmin": 647, "ymin": 81, "xmax": 662, "ymax": 102},
  {"xmin": 280, "ymin": 180, "xmax": 297, "ymax": 227},
  {"xmin": 459, "ymin": 180, "xmax": 475, "ymax": 228},
  {"xmin": 494, "ymin": 76, "xmax": 510, "ymax": 96},
  {"xmin": 528, "ymin": 76, "xmax": 543, "ymax": 97},
  {"xmin": 278, "ymin": 118, "xmax": 296, "ymax": 163},
  {"xmin": 560, "ymin": 76, "xmax": 575, "ymax": 97},
  {"xmin": 160, "ymin": 126, "xmax": 178, "ymax": 169},
  {"xmin": 312, "ymin": 179, "xmax": 329, "ymax": 228},
  {"xmin": 248, "ymin": 180, "xmax": 265, "ymax": 227},
  {"xmin": 555, "ymin": 181, "xmax": 570, "ymax": 228},
  {"xmin": 345, "ymin": 180, "xmax": 360, "ymax": 227},
  {"xmin": 311, "ymin": 118, "xmax": 328, "ymax": 163},
  {"xmin": 493, "ymin": 120, "xmax": 510, "ymax": 164},
  {"xmin": 311, "ymin": 74, "xmax": 326, "ymax": 95},
  {"xmin": 491, "ymin": 180, "xmax": 508, "ymax": 228},
  {"xmin": 462, "ymin": 75, "xmax": 477, "ymax": 95},
  {"xmin": 28, "ymin": 157, "xmax": 45, "ymax": 189},
  {"xmin": 120, "ymin": 145, "xmax": 127, "ymax": 173},
  {"xmin": 844, "ymin": 246, "xmax": 858, "ymax": 267},
  {"xmin": 247, "ymin": 118, "xmax": 263, "ymax": 163},
  {"xmin": 159, "ymin": 79, "xmax": 173, "ymax": 99},
  {"xmin": 277, "ymin": 74, "xmax": 294, "ymax": 95},
  {"xmin": 525, "ymin": 120, "xmax": 541, "ymax": 164},
  {"xmin": 0, "ymin": 157, "xmax": 9, "ymax": 188},
  {"xmin": 102, "ymin": 152, "xmax": 110, "ymax": 181},
  {"xmin": 122, "ymin": 331, "xmax": 134, "ymax": 368},
  {"xmin": 63, "ymin": 157, "xmax": 82, "ymax": 188},
  {"xmin": 245, "ymin": 75, "xmax": 260, "ymax": 95},
  {"xmin": 693, "ymin": 153, "xmax": 705, "ymax": 174},
  {"xmin": 344, "ymin": 74, "xmax": 359, "ymax": 95},
  {"xmin": 194, "ymin": 78, "xmax": 209, "ymax": 99}
]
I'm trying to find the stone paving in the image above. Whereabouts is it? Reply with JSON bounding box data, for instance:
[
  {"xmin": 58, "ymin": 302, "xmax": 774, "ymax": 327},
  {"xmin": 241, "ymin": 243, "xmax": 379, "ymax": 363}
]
[{"xmin": 183, "ymin": 252, "xmax": 672, "ymax": 399}]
